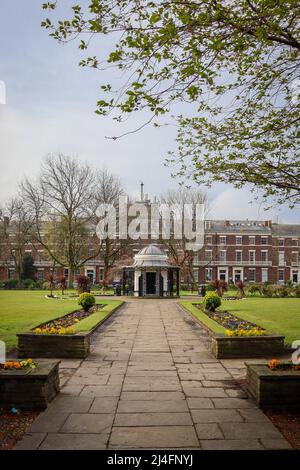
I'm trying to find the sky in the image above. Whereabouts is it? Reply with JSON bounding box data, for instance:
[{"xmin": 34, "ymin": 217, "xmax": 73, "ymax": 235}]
[{"xmin": 0, "ymin": 0, "xmax": 299, "ymax": 224}]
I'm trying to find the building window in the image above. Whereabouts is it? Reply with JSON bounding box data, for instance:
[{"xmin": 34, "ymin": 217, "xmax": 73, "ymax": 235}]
[
  {"xmin": 99, "ymin": 269, "xmax": 104, "ymax": 281},
  {"xmin": 219, "ymin": 269, "xmax": 227, "ymax": 281},
  {"xmin": 219, "ymin": 236, "xmax": 226, "ymax": 245},
  {"xmin": 249, "ymin": 251, "xmax": 255, "ymax": 264},
  {"xmin": 236, "ymin": 236, "xmax": 242, "ymax": 245},
  {"xmin": 193, "ymin": 269, "xmax": 199, "ymax": 282},
  {"xmin": 205, "ymin": 268, "xmax": 212, "ymax": 282},
  {"xmin": 8, "ymin": 268, "xmax": 15, "ymax": 279},
  {"xmin": 219, "ymin": 250, "xmax": 226, "ymax": 262},
  {"xmin": 249, "ymin": 236, "xmax": 255, "ymax": 245},
  {"xmin": 261, "ymin": 251, "xmax": 268, "ymax": 262},
  {"xmin": 205, "ymin": 235, "xmax": 212, "ymax": 245},
  {"xmin": 292, "ymin": 252, "xmax": 299, "ymax": 265},
  {"xmin": 261, "ymin": 268, "xmax": 268, "ymax": 282},
  {"xmin": 193, "ymin": 254, "xmax": 199, "ymax": 265},
  {"xmin": 64, "ymin": 268, "xmax": 69, "ymax": 278},
  {"xmin": 292, "ymin": 270, "xmax": 298, "ymax": 284},
  {"xmin": 87, "ymin": 247, "xmax": 95, "ymax": 258},
  {"xmin": 261, "ymin": 236, "xmax": 268, "ymax": 245},
  {"xmin": 235, "ymin": 251, "xmax": 242, "ymax": 263},
  {"xmin": 292, "ymin": 239, "xmax": 298, "ymax": 247},
  {"xmin": 278, "ymin": 251, "xmax": 285, "ymax": 266},
  {"xmin": 278, "ymin": 269, "xmax": 284, "ymax": 284},
  {"xmin": 205, "ymin": 250, "xmax": 213, "ymax": 261},
  {"xmin": 37, "ymin": 270, "xmax": 44, "ymax": 281},
  {"xmin": 248, "ymin": 268, "xmax": 255, "ymax": 282},
  {"xmin": 278, "ymin": 239, "xmax": 284, "ymax": 247}
]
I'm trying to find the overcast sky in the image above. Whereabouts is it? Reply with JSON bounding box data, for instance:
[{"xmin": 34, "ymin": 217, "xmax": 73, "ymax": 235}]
[{"xmin": 0, "ymin": 1, "xmax": 299, "ymax": 224}]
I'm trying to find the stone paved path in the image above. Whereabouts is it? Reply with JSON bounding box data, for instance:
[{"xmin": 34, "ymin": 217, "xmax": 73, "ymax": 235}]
[{"xmin": 15, "ymin": 300, "xmax": 291, "ymax": 450}]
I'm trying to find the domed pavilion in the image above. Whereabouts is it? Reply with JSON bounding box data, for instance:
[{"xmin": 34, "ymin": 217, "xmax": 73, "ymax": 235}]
[{"xmin": 122, "ymin": 245, "xmax": 180, "ymax": 297}]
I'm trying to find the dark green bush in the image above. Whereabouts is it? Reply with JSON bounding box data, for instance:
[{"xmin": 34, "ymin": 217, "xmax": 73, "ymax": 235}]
[
  {"xmin": 23, "ymin": 278, "xmax": 35, "ymax": 289},
  {"xmin": 4, "ymin": 278, "xmax": 18, "ymax": 289}
]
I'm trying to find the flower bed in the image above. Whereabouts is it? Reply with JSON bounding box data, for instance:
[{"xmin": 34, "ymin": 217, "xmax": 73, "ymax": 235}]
[
  {"xmin": 34, "ymin": 304, "xmax": 104, "ymax": 332},
  {"xmin": 0, "ymin": 359, "xmax": 60, "ymax": 410},
  {"xmin": 180, "ymin": 302, "xmax": 285, "ymax": 359},
  {"xmin": 17, "ymin": 301, "xmax": 124, "ymax": 359},
  {"xmin": 247, "ymin": 361, "xmax": 300, "ymax": 409},
  {"xmin": 193, "ymin": 303, "xmax": 266, "ymax": 335}
]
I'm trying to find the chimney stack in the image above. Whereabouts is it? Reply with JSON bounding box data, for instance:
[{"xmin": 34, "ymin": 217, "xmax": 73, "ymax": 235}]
[{"xmin": 140, "ymin": 181, "xmax": 144, "ymax": 201}]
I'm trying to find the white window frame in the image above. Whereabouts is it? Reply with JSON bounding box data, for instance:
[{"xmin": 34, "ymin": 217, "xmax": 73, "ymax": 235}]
[
  {"xmin": 235, "ymin": 250, "xmax": 242, "ymax": 263},
  {"xmin": 249, "ymin": 250, "xmax": 255, "ymax": 265},
  {"xmin": 261, "ymin": 268, "xmax": 268, "ymax": 282},
  {"xmin": 236, "ymin": 236, "xmax": 242, "ymax": 245},
  {"xmin": 261, "ymin": 250, "xmax": 268, "ymax": 262},
  {"xmin": 205, "ymin": 268, "xmax": 213, "ymax": 282},
  {"xmin": 249, "ymin": 236, "xmax": 255, "ymax": 245},
  {"xmin": 219, "ymin": 236, "xmax": 226, "ymax": 245}
]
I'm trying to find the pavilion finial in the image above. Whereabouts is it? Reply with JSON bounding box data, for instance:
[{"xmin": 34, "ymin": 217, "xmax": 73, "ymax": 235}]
[{"xmin": 140, "ymin": 181, "xmax": 144, "ymax": 201}]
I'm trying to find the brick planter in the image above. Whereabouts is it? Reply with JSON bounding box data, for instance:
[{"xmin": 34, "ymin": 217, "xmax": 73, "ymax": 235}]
[
  {"xmin": 17, "ymin": 302, "xmax": 124, "ymax": 359},
  {"xmin": 0, "ymin": 359, "xmax": 60, "ymax": 410},
  {"xmin": 180, "ymin": 304, "xmax": 285, "ymax": 359},
  {"xmin": 211, "ymin": 334, "xmax": 285, "ymax": 359},
  {"xmin": 247, "ymin": 363, "xmax": 300, "ymax": 409}
]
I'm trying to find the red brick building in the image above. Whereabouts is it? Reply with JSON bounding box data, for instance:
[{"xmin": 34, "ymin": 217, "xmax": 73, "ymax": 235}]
[{"xmin": 1, "ymin": 219, "xmax": 299, "ymax": 286}]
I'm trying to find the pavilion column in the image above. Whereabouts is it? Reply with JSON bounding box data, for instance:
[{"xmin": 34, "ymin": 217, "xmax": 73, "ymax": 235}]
[
  {"xmin": 134, "ymin": 269, "xmax": 141, "ymax": 296},
  {"xmin": 142, "ymin": 268, "xmax": 146, "ymax": 296},
  {"xmin": 176, "ymin": 267, "xmax": 180, "ymax": 296}
]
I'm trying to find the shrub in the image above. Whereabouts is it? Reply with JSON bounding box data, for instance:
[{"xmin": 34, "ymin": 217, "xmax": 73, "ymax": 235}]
[
  {"xmin": 205, "ymin": 283, "xmax": 214, "ymax": 292},
  {"xmin": 76, "ymin": 275, "xmax": 91, "ymax": 294},
  {"xmin": 236, "ymin": 280, "xmax": 245, "ymax": 298},
  {"xmin": 294, "ymin": 286, "xmax": 300, "ymax": 298},
  {"xmin": 248, "ymin": 283, "xmax": 262, "ymax": 296},
  {"xmin": 277, "ymin": 285, "xmax": 290, "ymax": 297},
  {"xmin": 57, "ymin": 275, "xmax": 67, "ymax": 295},
  {"xmin": 23, "ymin": 278, "xmax": 35, "ymax": 289},
  {"xmin": 211, "ymin": 279, "xmax": 227, "ymax": 297},
  {"xmin": 261, "ymin": 284, "xmax": 274, "ymax": 297},
  {"xmin": 78, "ymin": 292, "xmax": 96, "ymax": 311},
  {"xmin": 203, "ymin": 292, "xmax": 222, "ymax": 312},
  {"xmin": 4, "ymin": 278, "xmax": 18, "ymax": 289}
]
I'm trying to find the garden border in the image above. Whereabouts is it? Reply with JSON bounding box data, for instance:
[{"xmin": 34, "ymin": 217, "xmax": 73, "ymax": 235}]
[
  {"xmin": 0, "ymin": 359, "xmax": 60, "ymax": 410},
  {"xmin": 17, "ymin": 301, "xmax": 125, "ymax": 359},
  {"xmin": 179, "ymin": 302, "xmax": 285, "ymax": 359},
  {"xmin": 246, "ymin": 363, "xmax": 300, "ymax": 409}
]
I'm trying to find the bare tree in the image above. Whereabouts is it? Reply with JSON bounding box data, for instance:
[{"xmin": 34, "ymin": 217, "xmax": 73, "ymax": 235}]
[
  {"xmin": 159, "ymin": 188, "xmax": 208, "ymax": 289},
  {"xmin": 21, "ymin": 155, "xmax": 125, "ymax": 288},
  {"xmin": 0, "ymin": 198, "xmax": 34, "ymax": 285},
  {"xmin": 95, "ymin": 168, "xmax": 128, "ymax": 283}
]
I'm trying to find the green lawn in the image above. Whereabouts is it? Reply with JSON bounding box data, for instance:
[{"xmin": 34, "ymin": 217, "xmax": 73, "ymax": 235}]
[
  {"xmin": 181, "ymin": 298, "xmax": 300, "ymax": 345},
  {"xmin": 0, "ymin": 291, "xmax": 122, "ymax": 351}
]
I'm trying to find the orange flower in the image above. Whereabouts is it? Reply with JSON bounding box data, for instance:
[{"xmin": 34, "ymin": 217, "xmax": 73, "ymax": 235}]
[
  {"xmin": 269, "ymin": 359, "xmax": 280, "ymax": 369},
  {"xmin": 13, "ymin": 362, "xmax": 21, "ymax": 369}
]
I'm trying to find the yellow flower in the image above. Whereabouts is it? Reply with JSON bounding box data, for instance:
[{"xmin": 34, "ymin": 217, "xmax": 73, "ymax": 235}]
[{"xmin": 225, "ymin": 330, "xmax": 234, "ymax": 336}]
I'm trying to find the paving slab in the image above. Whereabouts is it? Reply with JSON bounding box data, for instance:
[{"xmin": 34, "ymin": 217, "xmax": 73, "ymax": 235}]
[
  {"xmin": 61, "ymin": 413, "xmax": 114, "ymax": 434},
  {"xmin": 109, "ymin": 426, "xmax": 199, "ymax": 448},
  {"xmin": 39, "ymin": 433, "xmax": 108, "ymax": 450},
  {"xmin": 114, "ymin": 412, "xmax": 193, "ymax": 426},
  {"xmin": 200, "ymin": 439, "xmax": 264, "ymax": 450}
]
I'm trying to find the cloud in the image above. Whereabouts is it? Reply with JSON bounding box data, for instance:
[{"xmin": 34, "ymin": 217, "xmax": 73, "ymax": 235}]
[{"xmin": 208, "ymin": 187, "xmax": 300, "ymax": 223}]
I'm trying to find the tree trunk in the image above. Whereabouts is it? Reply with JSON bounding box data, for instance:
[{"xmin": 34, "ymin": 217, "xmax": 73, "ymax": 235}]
[{"xmin": 68, "ymin": 267, "xmax": 74, "ymax": 289}]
